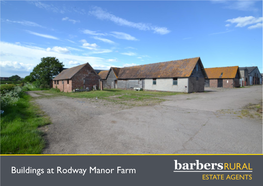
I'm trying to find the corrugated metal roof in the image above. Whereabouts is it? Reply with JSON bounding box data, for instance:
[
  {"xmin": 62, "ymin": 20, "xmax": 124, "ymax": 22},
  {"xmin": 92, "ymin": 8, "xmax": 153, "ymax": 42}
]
[
  {"xmin": 53, "ymin": 63, "xmax": 87, "ymax": 80},
  {"xmin": 98, "ymin": 70, "xmax": 109, "ymax": 80},
  {"xmin": 118, "ymin": 57, "xmax": 201, "ymax": 79},
  {"xmin": 205, "ymin": 66, "xmax": 239, "ymax": 79}
]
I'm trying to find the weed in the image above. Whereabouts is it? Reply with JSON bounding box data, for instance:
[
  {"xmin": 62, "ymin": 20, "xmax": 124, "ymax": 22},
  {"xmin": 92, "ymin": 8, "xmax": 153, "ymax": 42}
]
[{"xmin": 0, "ymin": 94, "xmax": 50, "ymax": 154}]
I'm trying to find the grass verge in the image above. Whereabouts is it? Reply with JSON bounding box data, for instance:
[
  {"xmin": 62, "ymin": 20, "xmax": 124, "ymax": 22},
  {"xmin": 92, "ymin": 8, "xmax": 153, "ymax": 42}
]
[
  {"xmin": 44, "ymin": 89, "xmax": 182, "ymax": 106},
  {"xmin": 0, "ymin": 93, "xmax": 50, "ymax": 154}
]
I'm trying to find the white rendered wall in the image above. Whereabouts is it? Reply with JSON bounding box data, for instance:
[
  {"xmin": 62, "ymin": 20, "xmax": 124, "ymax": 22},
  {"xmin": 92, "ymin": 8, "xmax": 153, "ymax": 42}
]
[{"xmin": 144, "ymin": 78, "xmax": 189, "ymax": 93}]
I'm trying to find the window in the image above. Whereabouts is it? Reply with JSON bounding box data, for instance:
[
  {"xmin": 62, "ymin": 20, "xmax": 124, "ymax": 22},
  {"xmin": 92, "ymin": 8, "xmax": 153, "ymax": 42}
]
[
  {"xmin": 173, "ymin": 78, "xmax": 178, "ymax": 85},
  {"xmin": 67, "ymin": 80, "xmax": 69, "ymax": 84},
  {"xmin": 54, "ymin": 81, "xmax": 56, "ymax": 84},
  {"xmin": 57, "ymin": 80, "xmax": 59, "ymax": 84},
  {"xmin": 153, "ymin": 78, "xmax": 156, "ymax": 85}
]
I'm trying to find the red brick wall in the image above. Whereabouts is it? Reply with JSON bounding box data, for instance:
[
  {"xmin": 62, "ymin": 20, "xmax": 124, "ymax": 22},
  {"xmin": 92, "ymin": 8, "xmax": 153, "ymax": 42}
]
[
  {"xmin": 72, "ymin": 64, "xmax": 100, "ymax": 91},
  {"xmin": 53, "ymin": 80, "xmax": 72, "ymax": 92},
  {"xmin": 223, "ymin": 79, "xmax": 234, "ymax": 88},
  {"xmin": 209, "ymin": 79, "xmax": 218, "ymax": 88},
  {"xmin": 52, "ymin": 64, "xmax": 100, "ymax": 92},
  {"xmin": 208, "ymin": 79, "xmax": 240, "ymax": 88}
]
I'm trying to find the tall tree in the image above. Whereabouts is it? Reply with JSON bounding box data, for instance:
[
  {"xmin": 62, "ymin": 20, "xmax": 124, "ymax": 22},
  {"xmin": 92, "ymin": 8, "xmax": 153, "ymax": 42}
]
[
  {"xmin": 31, "ymin": 57, "xmax": 64, "ymax": 87},
  {"xmin": 9, "ymin": 75, "xmax": 21, "ymax": 81}
]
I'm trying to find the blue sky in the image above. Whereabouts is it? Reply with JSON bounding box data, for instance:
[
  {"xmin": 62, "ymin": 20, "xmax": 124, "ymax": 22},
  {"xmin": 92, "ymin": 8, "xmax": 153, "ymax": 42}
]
[{"xmin": 1, "ymin": 0, "xmax": 262, "ymax": 77}]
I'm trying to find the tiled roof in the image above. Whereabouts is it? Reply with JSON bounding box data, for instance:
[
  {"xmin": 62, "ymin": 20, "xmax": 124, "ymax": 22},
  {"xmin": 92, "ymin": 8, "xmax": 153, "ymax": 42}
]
[
  {"xmin": 53, "ymin": 63, "xmax": 87, "ymax": 80},
  {"xmin": 205, "ymin": 66, "xmax": 239, "ymax": 79},
  {"xmin": 111, "ymin": 67, "xmax": 121, "ymax": 78},
  {"xmin": 118, "ymin": 57, "xmax": 202, "ymax": 79},
  {"xmin": 98, "ymin": 70, "xmax": 109, "ymax": 80}
]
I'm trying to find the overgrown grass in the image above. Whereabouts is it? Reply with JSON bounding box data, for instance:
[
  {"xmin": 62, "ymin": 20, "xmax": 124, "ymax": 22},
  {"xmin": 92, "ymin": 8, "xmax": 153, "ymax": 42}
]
[{"xmin": 0, "ymin": 93, "xmax": 50, "ymax": 154}]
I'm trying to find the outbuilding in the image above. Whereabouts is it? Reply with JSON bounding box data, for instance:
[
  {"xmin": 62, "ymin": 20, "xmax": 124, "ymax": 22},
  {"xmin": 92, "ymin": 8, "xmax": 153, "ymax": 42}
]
[
  {"xmin": 101, "ymin": 57, "xmax": 207, "ymax": 93},
  {"xmin": 53, "ymin": 63, "xmax": 100, "ymax": 92},
  {"xmin": 239, "ymin": 66, "xmax": 262, "ymax": 86},
  {"xmin": 98, "ymin": 67, "xmax": 120, "ymax": 89},
  {"xmin": 205, "ymin": 66, "xmax": 241, "ymax": 88}
]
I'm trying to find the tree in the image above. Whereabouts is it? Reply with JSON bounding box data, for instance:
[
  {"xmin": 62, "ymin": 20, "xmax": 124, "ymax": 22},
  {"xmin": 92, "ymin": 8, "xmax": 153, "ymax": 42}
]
[
  {"xmin": 9, "ymin": 75, "xmax": 21, "ymax": 81},
  {"xmin": 30, "ymin": 57, "xmax": 64, "ymax": 87},
  {"xmin": 24, "ymin": 75, "xmax": 35, "ymax": 83}
]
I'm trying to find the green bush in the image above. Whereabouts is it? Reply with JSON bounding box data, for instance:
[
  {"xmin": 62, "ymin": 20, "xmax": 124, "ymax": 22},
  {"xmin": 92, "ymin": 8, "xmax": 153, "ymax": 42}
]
[
  {"xmin": 50, "ymin": 88, "xmax": 60, "ymax": 92},
  {"xmin": 0, "ymin": 86, "xmax": 23, "ymax": 109},
  {"xmin": 0, "ymin": 84, "xmax": 16, "ymax": 93}
]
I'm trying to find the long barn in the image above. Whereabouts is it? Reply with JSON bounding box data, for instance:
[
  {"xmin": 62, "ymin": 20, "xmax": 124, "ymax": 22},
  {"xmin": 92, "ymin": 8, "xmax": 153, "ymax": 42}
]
[{"xmin": 99, "ymin": 57, "xmax": 207, "ymax": 93}]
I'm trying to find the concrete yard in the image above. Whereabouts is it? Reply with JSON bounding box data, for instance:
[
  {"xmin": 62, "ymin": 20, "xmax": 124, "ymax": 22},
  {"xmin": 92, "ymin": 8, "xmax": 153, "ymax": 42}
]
[{"xmin": 33, "ymin": 86, "xmax": 262, "ymax": 154}]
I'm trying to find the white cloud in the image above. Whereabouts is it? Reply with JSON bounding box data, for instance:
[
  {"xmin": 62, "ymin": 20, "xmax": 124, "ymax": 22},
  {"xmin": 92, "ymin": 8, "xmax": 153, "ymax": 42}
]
[
  {"xmin": 107, "ymin": 59, "xmax": 117, "ymax": 62},
  {"xmin": 0, "ymin": 61, "xmax": 35, "ymax": 71},
  {"xmin": 15, "ymin": 42, "xmax": 21, "ymax": 45},
  {"xmin": 30, "ymin": 1, "xmax": 86, "ymax": 15},
  {"xmin": 83, "ymin": 29, "xmax": 106, "ymax": 36},
  {"xmin": 0, "ymin": 41, "xmax": 111, "ymax": 77},
  {"xmin": 82, "ymin": 43, "xmax": 98, "ymax": 50},
  {"xmin": 80, "ymin": 40, "xmax": 113, "ymax": 54},
  {"xmin": 210, "ymin": 0, "xmax": 258, "ymax": 11},
  {"xmin": 92, "ymin": 49, "xmax": 112, "ymax": 54},
  {"xmin": 89, "ymin": 6, "xmax": 170, "ymax": 35},
  {"xmin": 209, "ymin": 30, "xmax": 233, "ymax": 35},
  {"xmin": 226, "ymin": 16, "xmax": 263, "ymax": 29},
  {"xmin": 31, "ymin": 1, "xmax": 64, "ymax": 14},
  {"xmin": 93, "ymin": 36, "xmax": 115, "ymax": 44},
  {"xmin": 67, "ymin": 46, "xmax": 83, "ymax": 51},
  {"xmin": 111, "ymin": 32, "xmax": 137, "ymax": 41},
  {"xmin": 62, "ymin": 17, "xmax": 80, "ymax": 24},
  {"xmin": 5, "ymin": 19, "xmax": 45, "ymax": 28},
  {"xmin": 248, "ymin": 23, "xmax": 263, "ymax": 29},
  {"xmin": 66, "ymin": 39, "xmax": 75, "ymax": 43},
  {"xmin": 26, "ymin": 30, "xmax": 59, "ymax": 40},
  {"xmin": 121, "ymin": 52, "xmax": 136, "ymax": 56},
  {"xmin": 46, "ymin": 46, "xmax": 70, "ymax": 54},
  {"xmin": 123, "ymin": 63, "xmax": 138, "ymax": 67},
  {"xmin": 69, "ymin": 61, "xmax": 81, "ymax": 65},
  {"xmin": 80, "ymin": 39, "xmax": 87, "ymax": 43}
]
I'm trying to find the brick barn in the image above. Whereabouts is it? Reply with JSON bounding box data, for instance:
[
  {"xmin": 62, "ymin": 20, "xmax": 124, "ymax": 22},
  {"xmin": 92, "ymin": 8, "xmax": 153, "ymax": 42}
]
[
  {"xmin": 205, "ymin": 66, "xmax": 241, "ymax": 88},
  {"xmin": 53, "ymin": 63, "xmax": 100, "ymax": 92}
]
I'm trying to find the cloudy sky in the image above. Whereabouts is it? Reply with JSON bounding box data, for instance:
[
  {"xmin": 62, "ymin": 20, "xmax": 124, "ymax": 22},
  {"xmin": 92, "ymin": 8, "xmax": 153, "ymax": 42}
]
[{"xmin": 1, "ymin": 0, "xmax": 262, "ymax": 77}]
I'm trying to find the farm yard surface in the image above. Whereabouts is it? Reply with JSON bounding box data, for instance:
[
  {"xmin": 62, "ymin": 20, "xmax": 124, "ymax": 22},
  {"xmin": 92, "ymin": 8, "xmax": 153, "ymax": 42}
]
[{"xmin": 29, "ymin": 86, "xmax": 262, "ymax": 154}]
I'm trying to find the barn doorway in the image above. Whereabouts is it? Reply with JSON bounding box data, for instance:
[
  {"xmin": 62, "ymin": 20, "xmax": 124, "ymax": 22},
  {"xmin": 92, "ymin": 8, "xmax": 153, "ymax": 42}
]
[
  {"xmin": 218, "ymin": 79, "xmax": 223, "ymax": 87},
  {"xmin": 114, "ymin": 80, "xmax": 117, "ymax": 88}
]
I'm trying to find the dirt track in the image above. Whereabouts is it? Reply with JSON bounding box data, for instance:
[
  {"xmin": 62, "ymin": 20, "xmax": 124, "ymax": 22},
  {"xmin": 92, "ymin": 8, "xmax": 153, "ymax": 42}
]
[{"xmin": 32, "ymin": 86, "xmax": 262, "ymax": 154}]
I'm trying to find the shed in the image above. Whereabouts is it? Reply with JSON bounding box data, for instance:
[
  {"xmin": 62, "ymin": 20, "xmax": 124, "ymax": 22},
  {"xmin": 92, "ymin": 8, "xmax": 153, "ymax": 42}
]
[
  {"xmin": 98, "ymin": 67, "xmax": 120, "ymax": 89},
  {"xmin": 239, "ymin": 67, "xmax": 262, "ymax": 85},
  {"xmin": 53, "ymin": 63, "xmax": 100, "ymax": 92},
  {"xmin": 205, "ymin": 66, "xmax": 240, "ymax": 88}
]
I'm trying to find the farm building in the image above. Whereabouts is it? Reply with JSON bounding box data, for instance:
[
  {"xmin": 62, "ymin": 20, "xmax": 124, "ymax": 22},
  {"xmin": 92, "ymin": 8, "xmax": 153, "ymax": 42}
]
[
  {"xmin": 100, "ymin": 57, "xmax": 207, "ymax": 93},
  {"xmin": 98, "ymin": 67, "xmax": 120, "ymax": 89},
  {"xmin": 239, "ymin": 67, "xmax": 262, "ymax": 86},
  {"xmin": 205, "ymin": 66, "xmax": 240, "ymax": 88},
  {"xmin": 53, "ymin": 63, "xmax": 100, "ymax": 92}
]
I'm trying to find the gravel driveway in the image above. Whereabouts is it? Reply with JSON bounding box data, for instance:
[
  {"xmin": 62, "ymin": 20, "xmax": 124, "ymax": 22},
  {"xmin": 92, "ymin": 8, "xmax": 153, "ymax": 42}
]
[{"xmin": 33, "ymin": 86, "xmax": 262, "ymax": 154}]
